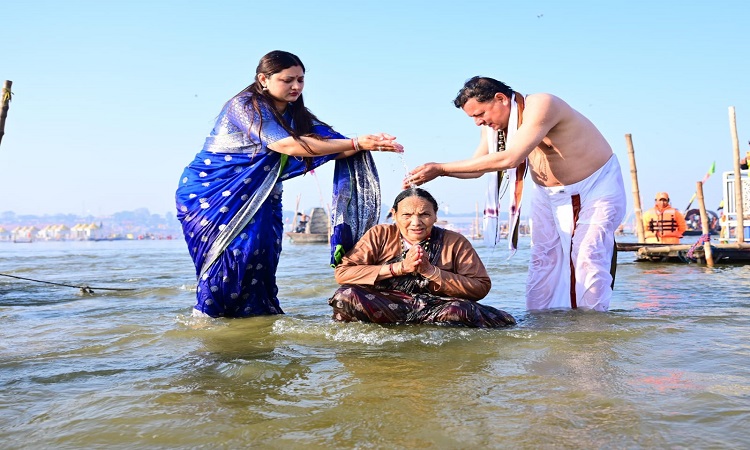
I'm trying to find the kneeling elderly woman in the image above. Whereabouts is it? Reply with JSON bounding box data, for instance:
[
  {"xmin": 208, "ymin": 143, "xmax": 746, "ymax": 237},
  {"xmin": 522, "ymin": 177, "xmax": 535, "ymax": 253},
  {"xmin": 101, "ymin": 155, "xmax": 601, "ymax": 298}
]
[{"xmin": 329, "ymin": 188, "xmax": 515, "ymax": 328}]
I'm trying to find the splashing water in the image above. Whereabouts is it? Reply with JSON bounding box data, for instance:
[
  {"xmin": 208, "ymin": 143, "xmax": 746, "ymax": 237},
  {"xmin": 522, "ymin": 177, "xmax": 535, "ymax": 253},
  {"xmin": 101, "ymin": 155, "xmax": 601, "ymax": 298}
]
[{"xmin": 399, "ymin": 153, "xmax": 417, "ymax": 189}]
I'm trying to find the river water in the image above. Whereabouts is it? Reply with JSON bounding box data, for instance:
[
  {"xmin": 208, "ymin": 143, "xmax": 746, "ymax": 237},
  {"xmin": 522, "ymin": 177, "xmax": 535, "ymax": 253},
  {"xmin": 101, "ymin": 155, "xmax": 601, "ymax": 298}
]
[{"xmin": 1, "ymin": 238, "xmax": 748, "ymax": 449}]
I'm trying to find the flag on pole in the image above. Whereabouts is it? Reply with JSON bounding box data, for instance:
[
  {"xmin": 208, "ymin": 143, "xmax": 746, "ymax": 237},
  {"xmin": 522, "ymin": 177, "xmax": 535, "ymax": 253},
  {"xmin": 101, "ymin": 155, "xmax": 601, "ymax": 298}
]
[
  {"xmin": 685, "ymin": 161, "xmax": 716, "ymax": 212},
  {"xmin": 700, "ymin": 161, "xmax": 716, "ymax": 184}
]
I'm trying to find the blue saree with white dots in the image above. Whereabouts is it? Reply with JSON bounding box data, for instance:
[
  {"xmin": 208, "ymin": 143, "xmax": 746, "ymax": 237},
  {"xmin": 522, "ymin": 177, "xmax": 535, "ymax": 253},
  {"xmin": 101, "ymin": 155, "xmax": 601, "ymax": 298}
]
[{"xmin": 176, "ymin": 92, "xmax": 378, "ymax": 317}]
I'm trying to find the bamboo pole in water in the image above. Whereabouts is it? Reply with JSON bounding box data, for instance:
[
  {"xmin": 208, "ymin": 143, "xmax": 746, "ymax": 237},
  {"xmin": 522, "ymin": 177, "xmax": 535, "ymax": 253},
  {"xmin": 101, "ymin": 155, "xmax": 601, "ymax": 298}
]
[
  {"xmin": 729, "ymin": 107, "xmax": 744, "ymax": 243},
  {"xmin": 696, "ymin": 181, "xmax": 714, "ymax": 267},
  {"xmin": 0, "ymin": 80, "xmax": 12, "ymax": 147},
  {"xmin": 625, "ymin": 134, "xmax": 646, "ymax": 242}
]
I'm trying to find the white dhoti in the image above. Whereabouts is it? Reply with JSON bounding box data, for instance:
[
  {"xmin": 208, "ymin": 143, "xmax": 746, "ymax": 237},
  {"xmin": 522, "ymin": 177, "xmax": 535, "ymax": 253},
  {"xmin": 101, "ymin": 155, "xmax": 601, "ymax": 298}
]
[{"xmin": 526, "ymin": 154, "xmax": 626, "ymax": 311}]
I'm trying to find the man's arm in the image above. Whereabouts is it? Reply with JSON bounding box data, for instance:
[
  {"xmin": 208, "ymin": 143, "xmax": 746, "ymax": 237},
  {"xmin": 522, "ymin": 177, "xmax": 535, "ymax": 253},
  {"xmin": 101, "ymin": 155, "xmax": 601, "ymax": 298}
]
[{"xmin": 408, "ymin": 94, "xmax": 562, "ymax": 185}]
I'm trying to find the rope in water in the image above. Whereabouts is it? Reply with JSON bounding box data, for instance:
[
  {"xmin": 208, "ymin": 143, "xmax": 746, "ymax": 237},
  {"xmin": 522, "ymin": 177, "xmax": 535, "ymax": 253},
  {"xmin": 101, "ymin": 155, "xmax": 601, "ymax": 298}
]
[{"xmin": 0, "ymin": 272, "xmax": 136, "ymax": 294}]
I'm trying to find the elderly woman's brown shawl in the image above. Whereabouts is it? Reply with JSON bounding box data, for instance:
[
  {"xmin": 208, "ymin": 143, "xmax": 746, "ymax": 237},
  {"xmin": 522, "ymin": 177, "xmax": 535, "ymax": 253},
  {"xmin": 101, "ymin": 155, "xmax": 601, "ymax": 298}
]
[{"xmin": 329, "ymin": 227, "xmax": 515, "ymax": 328}]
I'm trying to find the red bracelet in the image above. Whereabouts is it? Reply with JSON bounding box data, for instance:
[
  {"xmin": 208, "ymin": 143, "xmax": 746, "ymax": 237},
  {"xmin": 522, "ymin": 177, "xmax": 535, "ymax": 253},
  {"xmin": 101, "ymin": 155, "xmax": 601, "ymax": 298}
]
[
  {"xmin": 389, "ymin": 263, "xmax": 397, "ymax": 277},
  {"xmin": 350, "ymin": 138, "xmax": 356, "ymax": 151}
]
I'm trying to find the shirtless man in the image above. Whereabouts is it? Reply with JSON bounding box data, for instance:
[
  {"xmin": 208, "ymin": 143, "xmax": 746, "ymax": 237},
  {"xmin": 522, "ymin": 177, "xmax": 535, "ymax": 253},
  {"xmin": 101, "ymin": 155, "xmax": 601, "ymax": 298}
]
[{"xmin": 407, "ymin": 77, "xmax": 626, "ymax": 311}]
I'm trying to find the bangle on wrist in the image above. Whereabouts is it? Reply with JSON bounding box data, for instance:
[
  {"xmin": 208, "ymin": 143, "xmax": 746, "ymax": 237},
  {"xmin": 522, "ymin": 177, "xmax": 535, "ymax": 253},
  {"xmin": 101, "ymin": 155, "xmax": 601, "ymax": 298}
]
[
  {"xmin": 352, "ymin": 136, "xmax": 361, "ymax": 152},
  {"xmin": 389, "ymin": 263, "xmax": 397, "ymax": 277},
  {"xmin": 426, "ymin": 265, "xmax": 440, "ymax": 281}
]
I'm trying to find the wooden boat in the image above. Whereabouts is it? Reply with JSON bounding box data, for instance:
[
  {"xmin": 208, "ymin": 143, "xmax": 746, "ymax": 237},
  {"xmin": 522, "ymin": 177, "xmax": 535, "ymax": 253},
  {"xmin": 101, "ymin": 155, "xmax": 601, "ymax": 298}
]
[
  {"xmin": 286, "ymin": 206, "xmax": 329, "ymax": 244},
  {"xmin": 683, "ymin": 208, "xmax": 720, "ymax": 236}
]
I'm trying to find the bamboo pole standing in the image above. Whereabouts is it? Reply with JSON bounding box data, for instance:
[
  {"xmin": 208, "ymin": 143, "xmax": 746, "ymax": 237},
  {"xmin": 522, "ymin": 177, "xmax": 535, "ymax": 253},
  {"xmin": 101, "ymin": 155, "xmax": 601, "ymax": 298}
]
[
  {"xmin": 625, "ymin": 134, "xmax": 646, "ymax": 242},
  {"xmin": 696, "ymin": 181, "xmax": 714, "ymax": 267},
  {"xmin": 0, "ymin": 80, "xmax": 12, "ymax": 147},
  {"xmin": 729, "ymin": 107, "xmax": 744, "ymax": 243}
]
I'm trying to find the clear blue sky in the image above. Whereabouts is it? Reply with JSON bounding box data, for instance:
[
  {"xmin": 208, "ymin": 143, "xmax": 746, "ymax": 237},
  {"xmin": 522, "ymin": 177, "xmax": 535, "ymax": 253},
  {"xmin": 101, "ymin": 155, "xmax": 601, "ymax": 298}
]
[{"xmin": 2, "ymin": 0, "xmax": 748, "ymax": 220}]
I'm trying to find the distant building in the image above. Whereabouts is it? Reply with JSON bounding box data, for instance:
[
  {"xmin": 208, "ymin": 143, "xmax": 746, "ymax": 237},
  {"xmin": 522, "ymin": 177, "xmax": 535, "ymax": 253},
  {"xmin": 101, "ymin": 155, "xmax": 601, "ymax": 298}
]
[
  {"xmin": 37, "ymin": 224, "xmax": 71, "ymax": 241},
  {"xmin": 70, "ymin": 223, "xmax": 103, "ymax": 240},
  {"xmin": 12, "ymin": 226, "xmax": 38, "ymax": 242},
  {"xmin": 54, "ymin": 224, "xmax": 71, "ymax": 240}
]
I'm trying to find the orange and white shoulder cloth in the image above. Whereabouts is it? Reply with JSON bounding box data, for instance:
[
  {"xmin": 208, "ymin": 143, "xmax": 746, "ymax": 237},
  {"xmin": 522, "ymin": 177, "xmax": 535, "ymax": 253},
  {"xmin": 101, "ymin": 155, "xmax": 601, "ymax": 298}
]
[{"xmin": 483, "ymin": 93, "xmax": 526, "ymax": 256}]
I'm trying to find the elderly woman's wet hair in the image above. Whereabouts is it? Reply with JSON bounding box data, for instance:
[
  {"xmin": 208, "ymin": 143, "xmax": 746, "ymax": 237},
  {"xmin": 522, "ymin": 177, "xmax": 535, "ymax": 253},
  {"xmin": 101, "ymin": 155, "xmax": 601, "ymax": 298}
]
[
  {"xmin": 453, "ymin": 76, "xmax": 513, "ymax": 108},
  {"xmin": 392, "ymin": 188, "xmax": 439, "ymax": 212}
]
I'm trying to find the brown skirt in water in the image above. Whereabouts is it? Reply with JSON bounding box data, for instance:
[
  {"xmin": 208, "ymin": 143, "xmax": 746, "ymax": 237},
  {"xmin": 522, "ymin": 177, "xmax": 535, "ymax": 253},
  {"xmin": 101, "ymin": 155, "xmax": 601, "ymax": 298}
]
[{"xmin": 328, "ymin": 285, "xmax": 516, "ymax": 328}]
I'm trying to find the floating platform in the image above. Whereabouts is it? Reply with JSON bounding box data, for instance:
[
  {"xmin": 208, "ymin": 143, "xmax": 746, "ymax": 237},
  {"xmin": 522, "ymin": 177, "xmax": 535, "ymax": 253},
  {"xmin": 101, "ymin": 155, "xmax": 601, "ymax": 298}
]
[{"xmin": 617, "ymin": 241, "xmax": 750, "ymax": 264}]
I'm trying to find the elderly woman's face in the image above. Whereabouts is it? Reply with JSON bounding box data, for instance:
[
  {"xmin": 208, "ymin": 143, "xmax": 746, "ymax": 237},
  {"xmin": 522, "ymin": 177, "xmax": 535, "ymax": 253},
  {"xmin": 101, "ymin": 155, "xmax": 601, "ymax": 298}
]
[{"xmin": 392, "ymin": 196, "xmax": 437, "ymax": 243}]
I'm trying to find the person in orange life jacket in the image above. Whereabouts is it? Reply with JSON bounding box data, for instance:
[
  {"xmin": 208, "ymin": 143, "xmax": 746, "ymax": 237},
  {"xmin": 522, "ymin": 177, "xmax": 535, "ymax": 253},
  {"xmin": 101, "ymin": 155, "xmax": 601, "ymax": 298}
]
[{"xmin": 642, "ymin": 192, "xmax": 687, "ymax": 244}]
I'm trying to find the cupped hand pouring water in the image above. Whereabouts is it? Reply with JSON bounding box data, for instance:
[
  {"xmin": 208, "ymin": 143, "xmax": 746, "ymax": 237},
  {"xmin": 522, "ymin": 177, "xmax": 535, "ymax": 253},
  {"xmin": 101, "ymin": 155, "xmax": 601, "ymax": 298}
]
[
  {"xmin": 354, "ymin": 133, "xmax": 404, "ymax": 153},
  {"xmin": 403, "ymin": 162, "xmax": 444, "ymax": 189}
]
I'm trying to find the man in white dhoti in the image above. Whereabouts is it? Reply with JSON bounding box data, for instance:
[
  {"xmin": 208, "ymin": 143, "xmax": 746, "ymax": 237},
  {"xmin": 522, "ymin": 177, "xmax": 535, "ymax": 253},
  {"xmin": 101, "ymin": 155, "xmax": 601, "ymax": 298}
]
[{"xmin": 407, "ymin": 77, "xmax": 626, "ymax": 311}]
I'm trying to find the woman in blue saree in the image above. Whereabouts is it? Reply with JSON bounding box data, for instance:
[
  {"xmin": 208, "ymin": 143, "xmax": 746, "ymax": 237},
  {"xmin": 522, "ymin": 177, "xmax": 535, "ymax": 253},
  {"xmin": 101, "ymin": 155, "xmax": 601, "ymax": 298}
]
[{"xmin": 176, "ymin": 50, "xmax": 403, "ymax": 318}]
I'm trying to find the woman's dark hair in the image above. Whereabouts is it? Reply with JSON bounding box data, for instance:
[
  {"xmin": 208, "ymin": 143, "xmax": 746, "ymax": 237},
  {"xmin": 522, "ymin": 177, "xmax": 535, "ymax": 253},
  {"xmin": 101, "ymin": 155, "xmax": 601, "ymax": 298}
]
[
  {"xmin": 453, "ymin": 76, "xmax": 513, "ymax": 108},
  {"xmin": 392, "ymin": 188, "xmax": 439, "ymax": 212},
  {"xmin": 235, "ymin": 50, "xmax": 332, "ymax": 162}
]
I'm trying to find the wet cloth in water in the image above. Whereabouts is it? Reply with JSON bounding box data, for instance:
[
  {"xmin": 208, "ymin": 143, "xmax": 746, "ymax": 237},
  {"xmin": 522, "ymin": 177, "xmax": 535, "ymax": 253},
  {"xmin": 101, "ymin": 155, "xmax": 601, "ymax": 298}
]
[
  {"xmin": 176, "ymin": 92, "xmax": 378, "ymax": 317},
  {"xmin": 329, "ymin": 285, "xmax": 516, "ymax": 328}
]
